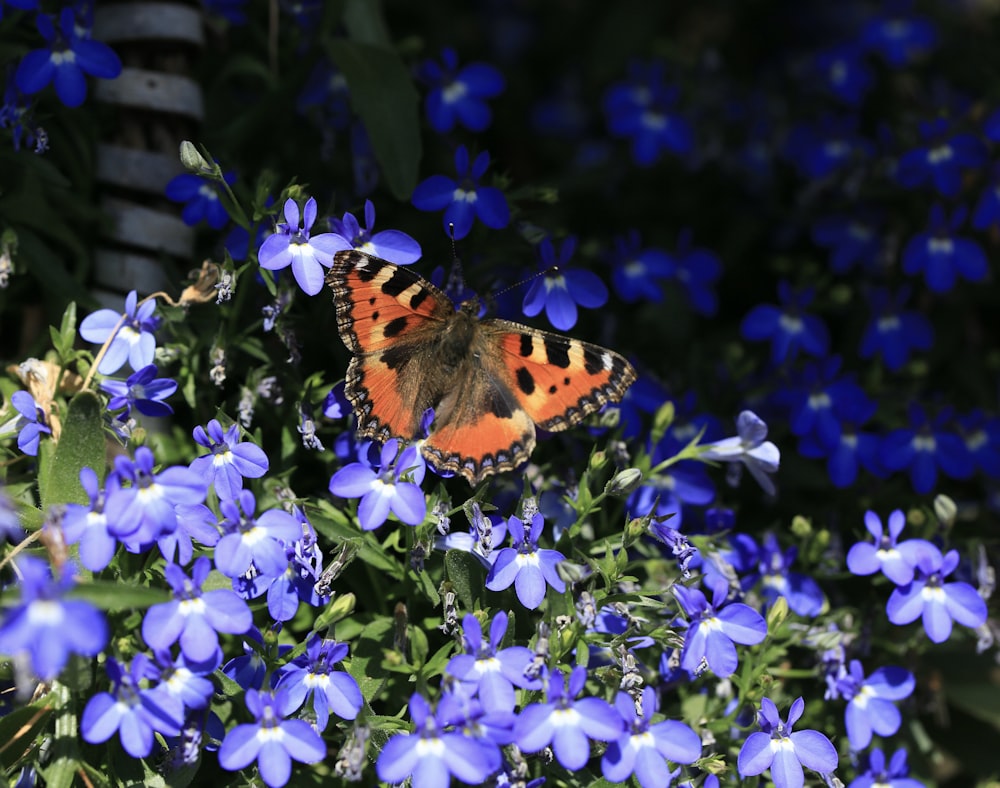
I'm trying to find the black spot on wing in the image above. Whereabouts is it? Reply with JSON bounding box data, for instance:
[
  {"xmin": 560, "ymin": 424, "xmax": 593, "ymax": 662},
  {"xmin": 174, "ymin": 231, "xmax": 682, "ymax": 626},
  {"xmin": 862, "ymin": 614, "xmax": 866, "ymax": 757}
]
[
  {"xmin": 485, "ymin": 387, "xmax": 514, "ymax": 419},
  {"xmin": 583, "ymin": 345, "xmax": 604, "ymax": 375},
  {"xmin": 410, "ymin": 288, "xmax": 430, "ymax": 310},
  {"xmin": 518, "ymin": 333, "xmax": 534, "ymax": 357},
  {"xmin": 371, "ymin": 311, "xmax": 380, "ymax": 322},
  {"xmin": 380, "ymin": 343, "xmax": 413, "ymax": 371},
  {"xmin": 544, "ymin": 337, "xmax": 571, "ymax": 368},
  {"xmin": 516, "ymin": 367, "xmax": 535, "ymax": 395},
  {"xmin": 383, "ymin": 316, "xmax": 408, "ymax": 338},
  {"xmin": 382, "ymin": 269, "xmax": 415, "ymax": 297},
  {"xmin": 356, "ymin": 255, "xmax": 384, "ymax": 282}
]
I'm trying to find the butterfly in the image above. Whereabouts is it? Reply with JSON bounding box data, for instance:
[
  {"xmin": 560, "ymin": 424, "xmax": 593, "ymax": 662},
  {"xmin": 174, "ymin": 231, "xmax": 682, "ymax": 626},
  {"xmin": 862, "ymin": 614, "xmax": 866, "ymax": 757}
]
[{"xmin": 326, "ymin": 250, "xmax": 636, "ymax": 484}]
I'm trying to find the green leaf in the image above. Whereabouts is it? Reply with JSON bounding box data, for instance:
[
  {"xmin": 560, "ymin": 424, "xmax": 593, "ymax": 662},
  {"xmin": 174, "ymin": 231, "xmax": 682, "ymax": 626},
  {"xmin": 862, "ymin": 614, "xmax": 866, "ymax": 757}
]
[
  {"xmin": 37, "ymin": 683, "xmax": 79, "ymax": 788},
  {"xmin": 0, "ymin": 702, "xmax": 54, "ymax": 769},
  {"xmin": 342, "ymin": 0, "xmax": 391, "ymax": 46},
  {"xmin": 327, "ymin": 39, "xmax": 421, "ymax": 200},
  {"xmin": 444, "ymin": 549, "xmax": 486, "ymax": 610},
  {"xmin": 43, "ymin": 390, "xmax": 104, "ymax": 510},
  {"xmin": 66, "ymin": 580, "xmax": 169, "ymax": 611}
]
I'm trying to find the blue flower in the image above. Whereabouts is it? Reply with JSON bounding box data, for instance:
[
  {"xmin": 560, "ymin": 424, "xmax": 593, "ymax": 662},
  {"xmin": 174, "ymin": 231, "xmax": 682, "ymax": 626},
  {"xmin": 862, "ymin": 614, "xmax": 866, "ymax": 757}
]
[
  {"xmin": 328, "ymin": 439, "xmax": 427, "ymax": 531},
  {"xmin": 274, "ymin": 635, "xmax": 363, "ymax": 730},
  {"xmin": 800, "ymin": 394, "xmax": 883, "ymax": 489},
  {"xmin": 0, "ymin": 555, "xmax": 107, "ymax": 680},
  {"xmin": 419, "ymin": 48, "xmax": 505, "ymax": 133},
  {"xmin": 849, "ymin": 747, "xmax": 924, "ymax": 788},
  {"xmin": 603, "ymin": 60, "xmax": 694, "ymax": 166},
  {"xmin": 738, "ymin": 697, "xmax": 838, "ymax": 788},
  {"xmin": 0, "ymin": 485, "xmax": 24, "ymax": 544},
  {"xmin": 222, "ymin": 628, "xmax": 292, "ymax": 691},
  {"xmin": 835, "ymin": 660, "xmax": 914, "ymax": 750},
  {"xmin": 811, "ymin": 211, "xmax": 884, "ymax": 275},
  {"xmin": 79, "ymin": 289, "xmax": 161, "ymax": 375},
  {"xmin": 485, "ymin": 513, "xmax": 566, "ymax": 610},
  {"xmin": 862, "ymin": 7, "xmax": 937, "ymax": 66},
  {"xmin": 744, "ymin": 533, "xmax": 826, "ymax": 617},
  {"xmin": 258, "ymin": 196, "xmax": 345, "ymax": 295},
  {"xmin": 14, "ymin": 7, "xmax": 122, "ymax": 108},
  {"xmin": 2, "ymin": 390, "xmax": 51, "ymax": 455},
  {"xmin": 327, "ymin": 199, "xmax": 421, "ymax": 264},
  {"xmin": 0, "ymin": 72, "xmax": 47, "ymax": 152},
  {"xmin": 377, "ymin": 692, "xmax": 501, "ymax": 787},
  {"xmin": 786, "ymin": 357, "xmax": 871, "ymax": 453},
  {"xmin": 881, "ymin": 404, "xmax": 974, "ymax": 494},
  {"xmin": 846, "ymin": 509, "xmax": 934, "ymax": 585},
  {"xmin": 218, "ymin": 688, "xmax": 326, "ymax": 788},
  {"xmin": 100, "ymin": 364, "xmax": 177, "ymax": 419},
  {"xmin": 958, "ymin": 410, "xmax": 1000, "ymax": 478},
  {"xmin": 886, "ymin": 544, "xmax": 988, "ymax": 643},
  {"xmin": 859, "ymin": 287, "xmax": 933, "ymax": 371},
  {"xmin": 784, "ymin": 114, "xmax": 873, "ymax": 179},
  {"xmin": 411, "ymin": 145, "xmax": 510, "ymax": 240},
  {"xmin": 189, "ymin": 419, "xmax": 269, "ymax": 500},
  {"xmin": 297, "ymin": 59, "xmax": 351, "ymax": 129},
  {"xmin": 674, "ymin": 579, "xmax": 767, "ymax": 678},
  {"xmin": 896, "ymin": 119, "xmax": 987, "ymax": 198},
  {"xmin": 445, "ymin": 611, "xmax": 541, "ymax": 713},
  {"xmin": 702, "ymin": 410, "xmax": 780, "ymax": 496},
  {"xmin": 164, "ymin": 171, "xmax": 236, "ymax": 230},
  {"xmin": 514, "ymin": 666, "xmax": 625, "ymax": 770},
  {"xmin": 201, "ymin": 0, "xmax": 248, "ymax": 25},
  {"xmin": 264, "ymin": 518, "xmax": 326, "ymax": 621},
  {"xmin": 62, "ymin": 468, "xmax": 117, "ymax": 571},
  {"xmin": 902, "ymin": 203, "xmax": 987, "ymax": 293},
  {"xmin": 813, "ymin": 43, "xmax": 873, "ymax": 106},
  {"xmin": 81, "ymin": 654, "xmax": 184, "ymax": 758},
  {"xmin": 214, "ymin": 490, "xmax": 302, "ymax": 578},
  {"xmin": 740, "ymin": 282, "xmax": 830, "ymax": 364},
  {"xmin": 669, "ymin": 229, "xmax": 723, "ymax": 316},
  {"xmin": 522, "ymin": 236, "xmax": 608, "ymax": 330},
  {"xmin": 601, "ymin": 686, "xmax": 702, "ymax": 788},
  {"xmin": 608, "ymin": 230, "xmax": 673, "ymax": 304},
  {"xmin": 142, "ymin": 557, "xmax": 253, "ymax": 663},
  {"xmin": 972, "ymin": 164, "xmax": 1000, "ymax": 231}
]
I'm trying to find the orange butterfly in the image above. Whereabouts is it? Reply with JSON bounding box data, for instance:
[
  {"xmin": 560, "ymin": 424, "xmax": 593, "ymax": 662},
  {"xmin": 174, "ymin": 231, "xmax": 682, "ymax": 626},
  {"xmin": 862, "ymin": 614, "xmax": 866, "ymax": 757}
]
[{"xmin": 326, "ymin": 250, "xmax": 636, "ymax": 484}]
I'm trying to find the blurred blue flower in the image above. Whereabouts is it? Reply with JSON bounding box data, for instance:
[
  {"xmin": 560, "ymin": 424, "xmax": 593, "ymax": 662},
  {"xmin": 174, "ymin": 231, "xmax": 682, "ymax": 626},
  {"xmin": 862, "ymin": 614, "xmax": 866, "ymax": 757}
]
[
  {"xmin": 328, "ymin": 199, "xmax": 421, "ymax": 264},
  {"xmin": 218, "ymin": 688, "xmax": 325, "ymax": 788},
  {"xmin": 603, "ymin": 60, "xmax": 694, "ymax": 166},
  {"xmin": 847, "ymin": 509, "xmax": 935, "ymax": 586},
  {"xmin": 958, "ymin": 410, "xmax": 1000, "ymax": 478},
  {"xmin": 737, "ymin": 697, "xmax": 838, "ymax": 788},
  {"xmin": 862, "ymin": 6, "xmax": 937, "ymax": 66},
  {"xmin": 674, "ymin": 578, "xmax": 767, "ymax": 677},
  {"xmin": 896, "ymin": 119, "xmax": 987, "ymax": 198},
  {"xmin": 0, "ymin": 555, "xmax": 107, "ymax": 680},
  {"xmin": 201, "ymin": 0, "xmax": 248, "ymax": 25},
  {"xmin": 972, "ymin": 163, "xmax": 1000, "ymax": 231},
  {"xmin": 745, "ymin": 533, "xmax": 826, "ymax": 617},
  {"xmin": 799, "ymin": 393, "xmax": 883, "ymax": 489},
  {"xmin": 902, "ymin": 203, "xmax": 987, "ymax": 294},
  {"xmin": 411, "ymin": 145, "xmax": 509, "ymax": 239},
  {"xmin": 142, "ymin": 557, "xmax": 252, "ymax": 663},
  {"xmin": 15, "ymin": 7, "xmax": 121, "ymax": 108},
  {"xmin": 881, "ymin": 404, "xmax": 974, "ymax": 494},
  {"xmin": 0, "ymin": 0, "xmax": 38, "ymax": 19},
  {"xmin": 669, "ymin": 229, "xmax": 723, "ymax": 316},
  {"xmin": 62, "ymin": 467, "xmax": 117, "ymax": 571},
  {"xmin": 835, "ymin": 660, "xmax": 914, "ymax": 750},
  {"xmin": 812, "ymin": 211, "xmax": 884, "ymax": 275},
  {"xmin": 1, "ymin": 390, "xmax": 51, "ymax": 456},
  {"xmin": 274, "ymin": 635, "xmax": 363, "ymax": 730},
  {"xmin": 702, "ymin": 410, "xmax": 780, "ymax": 497},
  {"xmin": 419, "ymin": 48, "xmax": 505, "ymax": 133},
  {"xmin": 608, "ymin": 230, "xmax": 673, "ymax": 304},
  {"xmin": 190, "ymin": 419, "xmax": 269, "ymax": 501},
  {"xmin": 165, "ymin": 171, "xmax": 235, "ymax": 230},
  {"xmin": 784, "ymin": 114, "xmax": 873, "ymax": 179},
  {"xmin": 514, "ymin": 665, "xmax": 625, "ymax": 769},
  {"xmin": 329, "ymin": 439, "xmax": 427, "ymax": 531},
  {"xmin": 79, "ymin": 289, "xmax": 161, "ymax": 375},
  {"xmin": 152, "ymin": 648, "xmax": 217, "ymax": 712},
  {"xmin": 886, "ymin": 544, "xmax": 988, "ymax": 643},
  {"xmin": 601, "ymin": 686, "xmax": 702, "ymax": 787},
  {"xmin": 859, "ymin": 287, "xmax": 933, "ymax": 371},
  {"xmin": 297, "ymin": 59, "xmax": 351, "ymax": 129},
  {"xmin": 265, "ymin": 519, "xmax": 326, "ymax": 621},
  {"xmin": 0, "ymin": 73, "xmax": 46, "ymax": 153},
  {"xmin": 258, "ymin": 196, "xmax": 345, "ymax": 295},
  {"xmin": 214, "ymin": 490, "xmax": 301, "ymax": 578},
  {"xmin": 786, "ymin": 357, "xmax": 870, "ymax": 453},
  {"xmin": 813, "ymin": 43, "xmax": 873, "ymax": 106},
  {"xmin": 740, "ymin": 282, "xmax": 830, "ymax": 364},
  {"xmin": 485, "ymin": 513, "xmax": 565, "ymax": 610},
  {"xmin": 81, "ymin": 654, "xmax": 183, "ymax": 758},
  {"xmin": 100, "ymin": 364, "xmax": 176, "ymax": 419},
  {"xmin": 849, "ymin": 747, "xmax": 924, "ymax": 788},
  {"xmin": 0, "ymin": 485, "xmax": 24, "ymax": 544},
  {"xmin": 522, "ymin": 236, "xmax": 608, "ymax": 330}
]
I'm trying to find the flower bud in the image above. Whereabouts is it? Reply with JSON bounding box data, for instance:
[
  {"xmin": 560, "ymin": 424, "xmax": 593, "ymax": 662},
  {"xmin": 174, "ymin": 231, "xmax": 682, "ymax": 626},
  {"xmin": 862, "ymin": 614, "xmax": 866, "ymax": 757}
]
[{"xmin": 606, "ymin": 467, "xmax": 643, "ymax": 497}]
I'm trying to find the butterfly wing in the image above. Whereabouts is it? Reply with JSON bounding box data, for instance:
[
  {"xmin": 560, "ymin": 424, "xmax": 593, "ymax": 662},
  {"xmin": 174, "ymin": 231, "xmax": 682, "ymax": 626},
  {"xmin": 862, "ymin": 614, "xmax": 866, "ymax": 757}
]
[
  {"xmin": 486, "ymin": 319, "xmax": 637, "ymax": 431},
  {"xmin": 327, "ymin": 250, "xmax": 454, "ymax": 442}
]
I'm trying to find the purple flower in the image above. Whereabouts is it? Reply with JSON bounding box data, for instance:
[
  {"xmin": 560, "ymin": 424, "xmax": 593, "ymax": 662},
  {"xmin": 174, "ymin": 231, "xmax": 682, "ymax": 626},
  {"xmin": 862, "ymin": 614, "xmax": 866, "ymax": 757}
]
[
  {"xmin": 79, "ymin": 289, "xmax": 161, "ymax": 375},
  {"xmin": 0, "ymin": 556, "xmax": 107, "ymax": 680},
  {"xmin": 846, "ymin": 509, "xmax": 934, "ymax": 586},
  {"xmin": 273, "ymin": 635, "xmax": 363, "ymax": 730},
  {"xmin": 445, "ymin": 611, "xmax": 541, "ymax": 713},
  {"xmin": 411, "ymin": 145, "xmax": 510, "ymax": 240},
  {"xmin": 522, "ymin": 236, "xmax": 609, "ymax": 330},
  {"xmin": 15, "ymin": 7, "xmax": 122, "ymax": 108},
  {"xmin": 835, "ymin": 660, "xmax": 914, "ymax": 750},
  {"xmin": 674, "ymin": 579, "xmax": 767, "ymax": 678},
  {"xmin": 902, "ymin": 204, "xmax": 987, "ymax": 293},
  {"xmin": 2, "ymin": 390, "xmax": 51, "ymax": 456},
  {"xmin": 859, "ymin": 287, "xmax": 934, "ymax": 372},
  {"xmin": 419, "ymin": 48, "xmax": 505, "ymax": 133},
  {"xmin": 702, "ymin": 410, "xmax": 780, "ymax": 496},
  {"xmin": 258, "ymin": 197, "xmax": 344, "ymax": 295},
  {"xmin": 81, "ymin": 655, "xmax": 184, "ymax": 758},
  {"xmin": 485, "ymin": 513, "xmax": 566, "ymax": 610},
  {"xmin": 514, "ymin": 665, "xmax": 625, "ymax": 769},
  {"xmin": 165, "ymin": 171, "xmax": 235, "ymax": 230},
  {"xmin": 849, "ymin": 747, "xmax": 924, "ymax": 788},
  {"xmin": 740, "ymin": 282, "xmax": 830, "ymax": 364},
  {"xmin": 62, "ymin": 467, "xmax": 117, "ymax": 571},
  {"xmin": 601, "ymin": 687, "xmax": 702, "ymax": 788},
  {"xmin": 100, "ymin": 364, "xmax": 177, "ymax": 419},
  {"xmin": 214, "ymin": 490, "xmax": 302, "ymax": 578},
  {"xmin": 0, "ymin": 485, "xmax": 24, "ymax": 544},
  {"xmin": 217, "ymin": 688, "xmax": 326, "ymax": 788},
  {"xmin": 737, "ymin": 697, "xmax": 838, "ymax": 788},
  {"xmin": 327, "ymin": 199, "xmax": 421, "ymax": 264},
  {"xmin": 142, "ymin": 557, "xmax": 253, "ymax": 663},
  {"xmin": 886, "ymin": 544, "xmax": 988, "ymax": 643},
  {"xmin": 377, "ymin": 693, "xmax": 501, "ymax": 787},
  {"xmin": 189, "ymin": 419, "xmax": 269, "ymax": 500},
  {"xmin": 328, "ymin": 439, "xmax": 426, "ymax": 531}
]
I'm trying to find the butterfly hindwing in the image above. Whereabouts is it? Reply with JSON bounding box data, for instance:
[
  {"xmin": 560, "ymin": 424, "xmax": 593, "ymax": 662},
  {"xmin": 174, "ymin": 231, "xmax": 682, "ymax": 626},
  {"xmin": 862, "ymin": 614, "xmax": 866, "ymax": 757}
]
[{"xmin": 489, "ymin": 321, "xmax": 637, "ymax": 431}]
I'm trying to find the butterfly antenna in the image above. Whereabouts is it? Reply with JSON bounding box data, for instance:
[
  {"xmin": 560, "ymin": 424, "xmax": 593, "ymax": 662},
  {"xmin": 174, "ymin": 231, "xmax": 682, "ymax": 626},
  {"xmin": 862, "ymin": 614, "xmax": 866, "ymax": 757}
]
[
  {"xmin": 446, "ymin": 223, "xmax": 467, "ymax": 299},
  {"xmin": 491, "ymin": 265, "xmax": 558, "ymax": 299}
]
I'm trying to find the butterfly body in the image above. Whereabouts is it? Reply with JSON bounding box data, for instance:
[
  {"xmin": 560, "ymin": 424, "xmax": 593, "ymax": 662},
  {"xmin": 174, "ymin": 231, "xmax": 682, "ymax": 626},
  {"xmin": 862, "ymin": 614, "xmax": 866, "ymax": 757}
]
[{"xmin": 327, "ymin": 250, "xmax": 636, "ymax": 484}]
